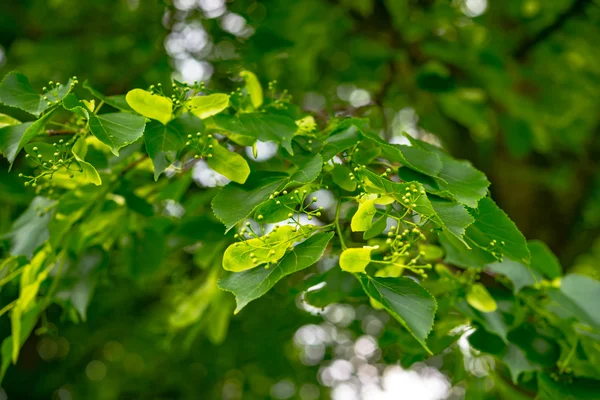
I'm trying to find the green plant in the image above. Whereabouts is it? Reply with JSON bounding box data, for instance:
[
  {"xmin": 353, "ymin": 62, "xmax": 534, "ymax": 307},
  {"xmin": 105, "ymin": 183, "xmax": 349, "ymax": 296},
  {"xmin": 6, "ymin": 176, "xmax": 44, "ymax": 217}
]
[{"xmin": 0, "ymin": 69, "xmax": 598, "ymax": 398}]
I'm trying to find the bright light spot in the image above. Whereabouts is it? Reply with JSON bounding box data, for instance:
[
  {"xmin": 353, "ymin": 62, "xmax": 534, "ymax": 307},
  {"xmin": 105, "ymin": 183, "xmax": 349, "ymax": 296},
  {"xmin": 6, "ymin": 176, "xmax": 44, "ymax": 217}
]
[
  {"xmin": 309, "ymin": 189, "xmax": 335, "ymax": 212},
  {"xmin": 86, "ymin": 360, "xmax": 107, "ymax": 381},
  {"xmin": 245, "ymin": 140, "xmax": 278, "ymax": 161},
  {"xmin": 163, "ymin": 199, "xmax": 185, "ymax": 219},
  {"xmin": 328, "ymin": 359, "xmax": 354, "ymax": 381},
  {"xmin": 271, "ymin": 379, "xmax": 296, "ymax": 399},
  {"xmin": 199, "ymin": 0, "xmax": 225, "ymax": 12},
  {"xmin": 193, "ymin": 160, "xmax": 230, "ymax": 187},
  {"xmin": 391, "ymin": 107, "xmax": 419, "ymax": 141},
  {"xmin": 176, "ymin": 58, "xmax": 213, "ymax": 82},
  {"xmin": 461, "ymin": 0, "xmax": 488, "ymax": 17},
  {"xmin": 354, "ymin": 335, "xmax": 378, "ymax": 359},
  {"xmin": 349, "ymin": 89, "xmax": 371, "ymax": 108},
  {"xmin": 221, "ymin": 12, "xmax": 247, "ymax": 36},
  {"xmin": 325, "ymin": 304, "xmax": 355, "ymax": 327},
  {"xmin": 173, "ymin": 0, "xmax": 196, "ymax": 11}
]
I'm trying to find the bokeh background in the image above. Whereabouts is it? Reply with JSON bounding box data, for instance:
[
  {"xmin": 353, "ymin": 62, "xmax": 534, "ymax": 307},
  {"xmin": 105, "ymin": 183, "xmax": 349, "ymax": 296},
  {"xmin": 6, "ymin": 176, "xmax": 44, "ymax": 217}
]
[{"xmin": 0, "ymin": 0, "xmax": 599, "ymax": 399}]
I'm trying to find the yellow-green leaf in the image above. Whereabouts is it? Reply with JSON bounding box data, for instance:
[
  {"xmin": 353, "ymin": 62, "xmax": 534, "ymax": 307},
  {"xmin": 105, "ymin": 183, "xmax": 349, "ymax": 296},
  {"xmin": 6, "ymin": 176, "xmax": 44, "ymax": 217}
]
[
  {"xmin": 207, "ymin": 140, "xmax": 250, "ymax": 184},
  {"xmin": 339, "ymin": 247, "xmax": 374, "ymax": 273},
  {"xmin": 467, "ymin": 283, "xmax": 497, "ymax": 313},
  {"xmin": 125, "ymin": 89, "xmax": 172, "ymax": 125},
  {"xmin": 240, "ymin": 70, "xmax": 263, "ymax": 109},
  {"xmin": 187, "ymin": 94, "xmax": 230, "ymax": 119},
  {"xmin": 351, "ymin": 199, "xmax": 377, "ymax": 232},
  {"xmin": 222, "ymin": 225, "xmax": 297, "ymax": 272}
]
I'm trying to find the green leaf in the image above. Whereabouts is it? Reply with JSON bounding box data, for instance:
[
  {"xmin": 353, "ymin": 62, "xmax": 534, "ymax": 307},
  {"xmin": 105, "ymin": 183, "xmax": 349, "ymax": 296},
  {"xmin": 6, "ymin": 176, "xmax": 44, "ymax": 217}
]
[
  {"xmin": 503, "ymin": 344, "xmax": 538, "ymax": 384},
  {"xmin": 290, "ymin": 154, "xmax": 323, "ymax": 184},
  {"xmin": 0, "ymin": 113, "xmax": 20, "ymax": 128},
  {"xmin": 361, "ymin": 131, "xmax": 442, "ymax": 177},
  {"xmin": 206, "ymin": 140, "xmax": 250, "ymax": 184},
  {"xmin": 332, "ymin": 164, "xmax": 357, "ymax": 191},
  {"xmin": 0, "ymin": 111, "xmax": 54, "ymax": 165},
  {"xmin": 187, "ymin": 94, "xmax": 230, "ymax": 119},
  {"xmin": 83, "ymin": 81, "xmax": 134, "ymax": 112},
  {"xmin": 88, "ymin": 112, "xmax": 146, "ymax": 156},
  {"xmin": 466, "ymin": 283, "xmax": 497, "ymax": 312},
  {"xmin": 126, "ymin": 89, "xmax": 172, "ymax": 125},
  {"xmin": 559, "ymin": 274, "xmax": 600, "ymax": 329},
  {"xmin": 439, "ymin": 230, "xmax": 496, "ymax": 268},
  {"xmin": 9, "ymin": 197, "xmax": 55, "ymax": 258},
  {"xmin": 237, "ymin": 113, "xmax": 296, "ymax": 154},
  {"xmin": 351, "ymin": 199, "xmax": 377, "ymax": 232},
  {"xmin": 339, "ymin": 247, "xmax": 374, "ymax": 273},
  {"xmin": 212, "ymin": 172, "xmax": 289, "ymax": 231},
  {"xmin": 467, "ymin": 197, "xmax": 530, "ymax": 265},
  {"xmin": 0, "ymin": 72, "xmax": 72, "ymax": 116},
  {"xmin": 487, "ymin": 259, "xmax": 542, "ymax": 293},
  {"xmin": 402, "ymin": 140, "xmax": 490, "ymax": 208},
  {"xmin": 240, "ymin": 70, "xmax": 263, "ymax": 109},
  {"xmin": 144, "ymin": 113, "xmax": 203, "ymax": 180},
  {"xmin": 321, "ymin": 124, "xmax": 361, "ymax": 160},
  {"xmin": 357, "ymin": 274, "xmax": 437, "ymax": 352},
  {"xmin": 71, "ymin": 139, "xmax": 102, "ymax": 185},
  {"xmin": 62, "ymin": 93, "xmax": 90, "ymax": 119},
  {"xmin": 219, "ymin": 232, "xmax": 333, "ymax": 312},
  {"xmin": 364, "ymin": 215, "xmax": 387, "ymax": 240},
  {"xmin": 222, "ymin": 225, "xmax": 298, "ymax": 272},
  {"xmin": 430, "ymin": 197, "xmax": 474, "ymax": 244},
  {"xmin": 529, "ymin": 240, "xmax": 562, "ymax": 279}
]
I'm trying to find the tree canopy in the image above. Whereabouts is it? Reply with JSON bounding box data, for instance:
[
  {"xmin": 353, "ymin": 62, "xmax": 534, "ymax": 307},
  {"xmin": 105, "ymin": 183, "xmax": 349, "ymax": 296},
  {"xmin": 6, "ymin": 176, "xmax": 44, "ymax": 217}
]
[{"xmin": 0, "ymin": 1, "xmax": 599, "ymax": 399}]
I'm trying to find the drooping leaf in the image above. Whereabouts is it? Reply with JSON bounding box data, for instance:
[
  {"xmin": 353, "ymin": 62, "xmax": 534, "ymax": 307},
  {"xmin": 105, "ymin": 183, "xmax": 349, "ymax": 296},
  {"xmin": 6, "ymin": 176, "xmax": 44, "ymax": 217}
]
[
  {"xmin": 212, "ymin": 172, "xmax": 289, "ymax": 231},
  {"xmin": 240, "ymin": 70, "xmax": 263, "ymax": 109},
  {"xmin": 357, "ymin": 274, "xmax": 437, "ymax": 352},
  {"xmin": 351, "ymin": 199, "xmax": 377, "ymax": 232},
  {"xmin": 219, "ymin": 232, "xmax": 333, "ymax": 312},
  {"xmin": 71, "ymin": 138, "xmax": 102, "ymax": 186},
  {"xmin": 466, "ymin": 283, "xmax": 497, "ymax": 312},
  {"xmin": 430, "ymin": 197, "xmax": 474, "ymax": 244},
  {"xmin": 88, "ymin": 112, "xmax": 145, "ymax": 156},
  {"xmin": 503, "ymin": 344, "xmax": 539, "ymax": 384},
  {"xmin": 320, "ymin": 124, "xmax": 361, "ymax": 160},
  {"xmin": 187, "ymin": 94, "xmax": 230, "ymax": 119},
  {"xmin": 0, "ymin": 72, "xmax": 72, "ymax": 116},
  {"xmin": 559, "ymin": 274, "xmax": 600, "ymax": 329},
  {"xmin": 206, "ymin": 140, "xmax": 250, "ymax": 184},
  {"xmin": 125, "ymin": 89, "xmax": 172, "ymax": 125}
]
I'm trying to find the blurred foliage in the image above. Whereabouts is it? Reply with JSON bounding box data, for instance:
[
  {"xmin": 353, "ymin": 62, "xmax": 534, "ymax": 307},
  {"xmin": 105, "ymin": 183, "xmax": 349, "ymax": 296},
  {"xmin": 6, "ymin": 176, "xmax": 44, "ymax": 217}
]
[{"xmin": 0, "ymin": 0, "xmax": 599, "ymax": 399}]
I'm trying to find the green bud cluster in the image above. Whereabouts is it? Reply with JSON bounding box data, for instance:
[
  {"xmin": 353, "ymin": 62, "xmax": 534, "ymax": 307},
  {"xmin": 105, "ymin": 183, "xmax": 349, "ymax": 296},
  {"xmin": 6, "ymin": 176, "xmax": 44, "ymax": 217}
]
[{"xmin": 19, "ymin": 138, "xmax": 79, "ymax": 192}]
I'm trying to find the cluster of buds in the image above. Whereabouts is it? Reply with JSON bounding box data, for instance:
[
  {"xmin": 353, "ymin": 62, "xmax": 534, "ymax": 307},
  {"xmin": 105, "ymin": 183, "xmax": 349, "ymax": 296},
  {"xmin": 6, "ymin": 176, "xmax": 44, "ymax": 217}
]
[
  {"xmin": 487, "ymin": 239, "xmax": 505, "ymax": 260},
  {"xmin": 266, "ymin": 80, "xmax": 291, "ymax": 110},
  {"xmin": 269, "ymin": 188, "xmax": 323, "ymax": 224},
  {"xmin": 185, "ymin": 132, "xmax": 213, "ymax": 159},
  {"xmin": 41, "ymin": 76, "xmax": 78, "ymax": 107},
  {"xmin": 19, "ymin": 139, "xmax": 78, "ymax": 191},
  {"xmin": 399, "ymin": 184, "xmax": 425, "ymax": 209},
  {"xmin": 382, "ymin": 225, "xmax": 431, "ymax": 277}
]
